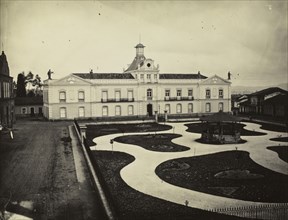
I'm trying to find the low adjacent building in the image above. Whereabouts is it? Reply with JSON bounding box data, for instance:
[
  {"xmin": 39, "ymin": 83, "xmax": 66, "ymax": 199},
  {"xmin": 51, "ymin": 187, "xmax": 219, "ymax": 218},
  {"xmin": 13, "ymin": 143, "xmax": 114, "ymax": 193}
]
[
  {"xmin": 43, "ymin": 44, "xmax": 232, "ymax": 120},
  {"xmin": 14, "ymin": 96, "xmax": 43, "ymax": 117},
  {"xmin": 238, "ymin": 87, "xmax": 288, "ymax": 121}
]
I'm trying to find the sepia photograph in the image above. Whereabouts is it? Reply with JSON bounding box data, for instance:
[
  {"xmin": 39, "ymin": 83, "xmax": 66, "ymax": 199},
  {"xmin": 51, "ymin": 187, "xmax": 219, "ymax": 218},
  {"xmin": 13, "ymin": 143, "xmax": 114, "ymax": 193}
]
[{"xmin": 0, "ymin": 0, "xmax": 287, "ymax": 219}]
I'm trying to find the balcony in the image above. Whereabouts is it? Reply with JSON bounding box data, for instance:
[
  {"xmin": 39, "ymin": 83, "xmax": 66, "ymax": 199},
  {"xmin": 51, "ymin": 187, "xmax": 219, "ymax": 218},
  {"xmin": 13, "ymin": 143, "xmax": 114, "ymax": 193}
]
[
  {"xmin": 164, "ymin": 96, "xmax": 194, "ymax": 101},
  {"xmin": 101, "ymin": 98, "xmax": 134, "ymax": 103}
]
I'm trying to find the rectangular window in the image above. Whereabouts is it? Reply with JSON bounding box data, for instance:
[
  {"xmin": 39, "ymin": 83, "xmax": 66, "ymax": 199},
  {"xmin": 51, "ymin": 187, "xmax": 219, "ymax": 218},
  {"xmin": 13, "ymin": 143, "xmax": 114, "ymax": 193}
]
[
  {"xmin": 78, "ymin": 91, "xmax": 85, "ymax": 102},
  {"xmin": 219, "ymin": 89, "xmax": 223, "ymax": 99},
  {"xmin": 165, "ymin": 90, "xmax": 170, "ymax": 97},
  {"xmin": 128, "ymin": 90, "xmax": 133, "ymax": 101},
  {"xmin": 60, "ymin": 107, "xmax": 67, "ymax": 118},
  {"xmin": 128, "ymin": 105, "xmax": 134, "ymax": 115},
  {"xmin": 59, "ymin": 91, "xmax": 66, "ymax": 102},
  {"xmin": 115, "ymin": 106, "xmax": 121, "ymax": 116},
  {"xmin": 147, "ymin": 89, "xmax": 152, "ymax": 100},
  {"xmin": 102, "ymin": 91, "xmax": 108, "ymax": 102},
  {"xmin": 115, "ymin": 90, "xmax": 121, "ymax": 101},
  {"xmin": 102, "ymin": 106, "xmax": 108, "ymax": 116},
  {"xmin": 79, "ymin": 107, "xmax": 85, "ymax": 117},
  {"xmin": 188, "ymin": 89, "xmax": 193, "ymax": 97},
  {"xmin": 206, "ymin": 103, "xmax": 211, "ymax": 112},
  {"xmin": 177, "ymin": 89, "xmax": 182, "ymax": 97},
  {"xmin": 206, "ymin": 89, "xmax": 211, "ymax": 99},
  {"xmin": 140, "ymin": 74, "xmax": 144, "ymax": 79},
  {"xmin": 147, "ymin": 74, "xmax": 151, "ymax": 79},
  {"xmin": 154, "ymin": 74, "xmax": 157, "ymax": 79}
]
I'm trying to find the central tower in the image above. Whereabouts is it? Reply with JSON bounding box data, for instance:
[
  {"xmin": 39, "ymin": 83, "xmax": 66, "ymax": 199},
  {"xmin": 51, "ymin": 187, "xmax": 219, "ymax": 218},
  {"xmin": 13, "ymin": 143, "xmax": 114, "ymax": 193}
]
[{"xmin": 135, "ymin": 43, "xmax": 145, "ymax": 56}]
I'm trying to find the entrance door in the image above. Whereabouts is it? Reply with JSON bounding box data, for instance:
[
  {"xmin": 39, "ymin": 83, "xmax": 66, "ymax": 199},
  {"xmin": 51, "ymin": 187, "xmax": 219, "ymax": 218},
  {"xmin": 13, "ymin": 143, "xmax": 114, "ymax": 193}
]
[
  {"xmin": 30, "ymin": 107, "xmax": 35, "ymax": 116},
  {"xmin": 147, "ymin": 104, "xmax": 153, "ymax": 117}
]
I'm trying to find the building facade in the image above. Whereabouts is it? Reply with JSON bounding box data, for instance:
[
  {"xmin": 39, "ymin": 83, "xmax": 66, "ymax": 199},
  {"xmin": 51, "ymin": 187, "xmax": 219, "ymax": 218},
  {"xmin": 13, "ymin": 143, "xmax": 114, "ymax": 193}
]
[
  {"xmin": 15, "ymin": 96, "xmax": 43, "ymax": 117},
  {"xmin": 43, "ymin": 44, "xmax": 231, "ymax": 120},
  {"xmin": 238, "ymin": 87, "xmax": 288, "ymax": 121},
  {"xmin": 0, "ymin": 51, "xmax": 15, "ymax": 127}
]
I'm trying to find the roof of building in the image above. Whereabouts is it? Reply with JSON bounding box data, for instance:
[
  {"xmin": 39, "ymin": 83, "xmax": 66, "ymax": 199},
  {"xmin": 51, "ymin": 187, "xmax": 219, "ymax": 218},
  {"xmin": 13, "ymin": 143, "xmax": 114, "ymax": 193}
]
[
  {"xmin": 249, "ymin": 87, "xmax": 288, "ymax": 97},
  {"xmin": 135, "ymin": 43, "xmax": 145, "ymax": 48},
  {"xmin": 200, "ymin": 111, "xmax": 241, "ymax": 122},
  {"xmin": 124, "ymin": 56, "xmax": 146, "ymax": 72},
  {"xmin": 73, "ymin": 72, "xmax": 208, "ymax": 80},
  {"xmin": 0, "ymin": 51, "xmax": 10, "ymax": 76},
  {"xmin": 263, "ymin": 93, "xmax": 288, "ymax": 105},
  {"xmin": 73, "ymin": 73, "xmax": 135, "ymax": 79},
  {"xmin": 159, "ymin": 73, "xmax": 207, "ymax": 79},
  {"xmin": 15, "ymin": 96, "xmax": 43, "ymax": 106}
]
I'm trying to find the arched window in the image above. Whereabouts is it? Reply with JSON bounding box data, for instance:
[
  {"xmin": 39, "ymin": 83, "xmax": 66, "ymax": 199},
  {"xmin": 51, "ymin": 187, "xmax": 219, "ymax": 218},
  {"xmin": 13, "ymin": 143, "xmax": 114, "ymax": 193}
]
[
  {"xmin": 188, "ymin": 103, "xmax": 193, "ymax": 113},
  {"xmin": 128, "ymin": 105, "xmax": 134, "ymax": 115},
  {"xmin": 60, "ymin": 107, "xmax": 67, "ymax": 118},
  {"xmin": 219, "ymin": 102, "xmax": 224, "ymax": 111},
  {"xmin": 79, "ymin": 107, "xmax": 85, "ymax": 117},
  {"xmin": 165, "ymin": 104, "xmax": 170, "ymax": 114},
  {"xmin": 205, "ymin": 103, "xmax": 211, "ymax": 112},
  {"xmin": 102, "ymin": 106, "xmax": 108, "ymax": 116},
  {"xmin": 176, "ymin": 104, "xmax": 182, "ymax": 113},
  {"xmin": 115, "ymin": 106, "xmax": 121, "ymax": 116}
]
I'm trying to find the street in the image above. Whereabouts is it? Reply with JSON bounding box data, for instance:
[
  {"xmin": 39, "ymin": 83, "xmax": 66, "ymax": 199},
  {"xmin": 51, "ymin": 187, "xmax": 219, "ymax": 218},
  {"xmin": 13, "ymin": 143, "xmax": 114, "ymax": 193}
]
[{"xmin": 0, "ymin": 118, "xmax": 104, "ymax": 220}]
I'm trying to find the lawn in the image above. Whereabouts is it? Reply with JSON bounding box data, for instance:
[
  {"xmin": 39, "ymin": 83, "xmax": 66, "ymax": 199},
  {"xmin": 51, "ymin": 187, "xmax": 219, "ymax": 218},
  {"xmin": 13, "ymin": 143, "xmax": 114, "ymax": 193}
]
[
  {"xmin": 156, "ymin": 151, "xmax": 288, "ymax": 203},
  {"xmin": 114, "ymin": 133, "xmax": 189, "ymax": 152},
  {"xmin": 86, "ymin": 123, "xmax": 171, "ymax": 146},
  {"xmin": 184, "ymin": 122, "xmax": 266, "ymax": 136},
  {"xmin": 267, "ymin": 146, "xmax": 288, "ymax": 163}
]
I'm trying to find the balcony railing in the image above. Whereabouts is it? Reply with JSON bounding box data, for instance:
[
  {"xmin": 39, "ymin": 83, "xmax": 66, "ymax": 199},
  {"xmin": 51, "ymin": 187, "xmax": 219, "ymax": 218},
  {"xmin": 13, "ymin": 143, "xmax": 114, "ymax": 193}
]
[
  {"xmin": 164, "ymin": 96, "xmax": 194, "ymax": 101},
  {"xmin": 101, "ymin": 98, "xmax": 134, "ymax": 103}
]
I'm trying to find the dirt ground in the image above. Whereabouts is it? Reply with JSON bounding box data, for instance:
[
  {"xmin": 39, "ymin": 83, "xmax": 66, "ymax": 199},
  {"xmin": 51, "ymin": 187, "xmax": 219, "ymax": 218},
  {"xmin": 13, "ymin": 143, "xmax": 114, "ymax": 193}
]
[{"xmin": 0, "ymin": 118, "xmax": 104, "ymax": 220}]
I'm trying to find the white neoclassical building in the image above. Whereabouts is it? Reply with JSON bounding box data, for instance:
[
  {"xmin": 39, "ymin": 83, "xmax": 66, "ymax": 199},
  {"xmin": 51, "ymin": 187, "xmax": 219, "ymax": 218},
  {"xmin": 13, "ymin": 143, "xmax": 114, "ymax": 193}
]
[{"xmin": 43, "ymin": 43, "xmax": 231, "ymax": 120}]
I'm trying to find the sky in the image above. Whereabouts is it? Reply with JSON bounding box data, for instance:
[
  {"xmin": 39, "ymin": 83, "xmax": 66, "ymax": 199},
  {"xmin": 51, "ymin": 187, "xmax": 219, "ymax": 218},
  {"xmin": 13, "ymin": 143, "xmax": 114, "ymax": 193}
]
[{"xmin": 0, "ymin": 0, "xmax": 287, "ymax": 87}]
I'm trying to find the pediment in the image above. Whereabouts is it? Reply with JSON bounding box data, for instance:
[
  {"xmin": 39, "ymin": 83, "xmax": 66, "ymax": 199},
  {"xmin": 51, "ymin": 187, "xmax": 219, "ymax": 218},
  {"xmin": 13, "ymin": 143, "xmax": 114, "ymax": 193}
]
[
  {"xmin": 200, "ymin": 75, "xmax": 231, "ymax": 85},
  {"xmin": 49, "ymin": 74, "xmax": 92, "ymax": 86}
]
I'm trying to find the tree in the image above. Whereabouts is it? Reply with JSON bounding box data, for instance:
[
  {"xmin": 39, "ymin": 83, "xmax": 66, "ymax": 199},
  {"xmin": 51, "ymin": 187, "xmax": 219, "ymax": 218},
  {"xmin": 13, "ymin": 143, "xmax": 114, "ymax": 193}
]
[
  {"xmin": 16, "ymin": 71, "xmax": 43, "ymax": 97},
  {"xmin": 16, "ymin": 72, "xmax": 26, "ymax": 97}
]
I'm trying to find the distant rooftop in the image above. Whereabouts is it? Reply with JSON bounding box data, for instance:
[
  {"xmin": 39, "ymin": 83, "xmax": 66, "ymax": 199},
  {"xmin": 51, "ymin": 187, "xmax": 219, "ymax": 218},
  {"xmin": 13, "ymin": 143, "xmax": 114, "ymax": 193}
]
[{"xmin": 250, "ymin": 87, "xmax": 288, "ymax": 96}]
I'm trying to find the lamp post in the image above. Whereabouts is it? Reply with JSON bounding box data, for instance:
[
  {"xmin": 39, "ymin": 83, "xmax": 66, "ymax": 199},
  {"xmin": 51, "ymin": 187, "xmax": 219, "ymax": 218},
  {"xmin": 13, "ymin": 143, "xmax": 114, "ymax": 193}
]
[{"xmin": 110, "ymin": 139, "xmax": 114, "ymax": 154}]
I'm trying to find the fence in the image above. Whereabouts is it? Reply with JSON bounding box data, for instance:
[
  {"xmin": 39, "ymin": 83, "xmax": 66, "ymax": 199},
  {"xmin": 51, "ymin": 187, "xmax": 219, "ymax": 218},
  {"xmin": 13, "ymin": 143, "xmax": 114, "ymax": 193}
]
[
  {"xmin": 73, "ymin": 119, "xmax": 117, "ymax": 220},
  {"xmin": 211, "ymin": 203, "xmax": 288, "ymax": 220}
]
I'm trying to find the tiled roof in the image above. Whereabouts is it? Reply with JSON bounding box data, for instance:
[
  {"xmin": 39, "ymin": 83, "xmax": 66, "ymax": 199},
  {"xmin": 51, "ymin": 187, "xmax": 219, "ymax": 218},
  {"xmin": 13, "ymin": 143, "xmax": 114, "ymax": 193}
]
[
  {"xmin": 124, "ymin": 55, "xmax": 146, "ymax": 72},
  {"xmin": 73, "ymin": 73, "xmax": 135, "ymax": 79},
  {"xmin": 159, "ymin": 73, "xmax": 207, "ymax": 79},
  {"xmin": 263, "ymin": 94, "xmax": 288, "ymax": 105},
  {"xmin": 15, "ymin": 96, "xmax": 43, "ymax": 106},
  {"xmin": 250, "ymin": 87, "xmax": 288, "ymax": 97}
]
